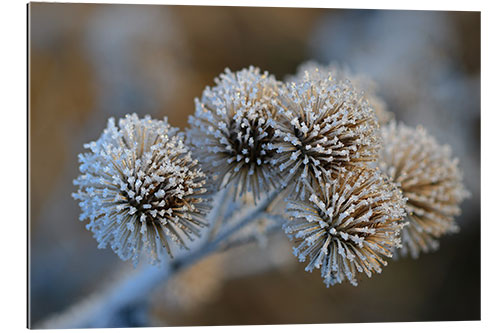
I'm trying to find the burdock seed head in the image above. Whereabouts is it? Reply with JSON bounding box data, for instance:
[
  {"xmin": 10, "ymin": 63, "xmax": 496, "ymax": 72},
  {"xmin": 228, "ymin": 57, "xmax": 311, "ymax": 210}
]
[
  {"xmin": 73, "ymin": 114, "xmax": 211, "ymax": 264},
  {"xmin": 272, "ymin": 75, "xmax": 381, "ymax": 199},
  {"xmin": 379, "ymin": 121, "xmax": 470, "ymax": 258},
  {"xmin": 187, "ymin": 66, "xmax": 282, "ymax": 201},
  {"xmin": 288, "ymin": 61, "xmax": 394, "ymax": 125},
  {"xmin": 284, "ymin": 168, "xmax": 406, "ymax": 287}
]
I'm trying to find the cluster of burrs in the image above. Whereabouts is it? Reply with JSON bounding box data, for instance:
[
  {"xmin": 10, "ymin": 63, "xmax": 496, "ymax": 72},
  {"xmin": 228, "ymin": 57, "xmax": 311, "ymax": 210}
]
[{"xmin": 73, "ymin": 63, "xmax": 468, "ymax": 287}]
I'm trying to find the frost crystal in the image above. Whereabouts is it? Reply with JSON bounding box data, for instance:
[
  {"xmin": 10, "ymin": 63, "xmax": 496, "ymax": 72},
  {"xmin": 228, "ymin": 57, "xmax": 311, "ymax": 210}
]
[
  {"xmin": 187, "ymin": 66, "xmax": 281, "ymax": 200},
  {"xmin": 73, "ymin": 114, "xmax": 211, "ymax": 264},
  {"xmin": 272, "ymin": 75, "xmax": 381, "ymax": 198},
  {"xmin": 284, "ymin": 168, "xmax": 406, "ymax": 287},
  {"xmin": 288, "ymin": 61, "xmax": 394, "ymax": 125},
  {"xmin": 379, "ymin": 122, "xmax": 469, "ymax": 258}
]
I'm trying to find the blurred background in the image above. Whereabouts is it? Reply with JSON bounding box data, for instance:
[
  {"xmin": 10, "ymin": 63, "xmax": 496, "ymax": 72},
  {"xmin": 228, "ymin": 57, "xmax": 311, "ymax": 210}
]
[{"xmin": 29, "ymin": 2, "xmax": 480, "ymax": 328}]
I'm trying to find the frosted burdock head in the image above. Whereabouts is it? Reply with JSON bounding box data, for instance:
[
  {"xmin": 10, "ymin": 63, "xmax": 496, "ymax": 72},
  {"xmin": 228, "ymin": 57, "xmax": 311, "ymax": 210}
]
[
  {"xmin": 187, "ymin": 66, "xmax": 281, "ymax": 200},
  {"xmin": 288, "ymin": 61, "xmax": 393, "ymax": 125},
  {"xmin": 284, "ymin": 168, "xmax": 406, "ymax": 287},
  {"xmin": 73, "ymin": 114, "xmax": 211, "ymax": 264},
  {"xmin": 272, "ymin": 76, "xmax": 380, "ymax": 199},
  {"xmin": 379, "ymin": 122, "xmax": 469, "ymax": 258}
]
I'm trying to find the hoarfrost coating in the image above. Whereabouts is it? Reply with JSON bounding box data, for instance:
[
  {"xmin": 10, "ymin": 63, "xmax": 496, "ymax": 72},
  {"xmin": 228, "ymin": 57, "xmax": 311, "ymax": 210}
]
[
  {"xmin": 73, "ymin": 114, "xmax": 211, "ymax": 264},
  {"xmin": 71, "ymin": 65, "xmax": 469, "ymax": 289},
  {"xmin": 379, "ymin": 122, "xmax": 469, "ymax": 258},
  {"xmin": 272, "ymin": 75, "xmax": 381, "ymax": 199},
  {"xmin": 187, "ymin": 66, "xmax": 282, "ymax": 201},
  {"xmin": 287, "ymin": 61, "xmax": 394, "ymax": 125},
  {"xmin": 284, "ymin": 168, "xmax": 406, "ymax": 287}
]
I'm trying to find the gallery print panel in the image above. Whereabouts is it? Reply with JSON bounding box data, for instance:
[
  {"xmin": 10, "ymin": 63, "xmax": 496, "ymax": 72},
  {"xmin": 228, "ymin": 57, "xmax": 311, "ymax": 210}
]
[{"xmin": 28, "ymin": 2, "xmax": 480, "ymax": 328}]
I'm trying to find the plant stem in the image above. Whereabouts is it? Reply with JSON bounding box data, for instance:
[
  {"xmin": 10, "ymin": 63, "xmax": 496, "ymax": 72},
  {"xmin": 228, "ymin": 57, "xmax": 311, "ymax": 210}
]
[
  {"xmin": 218, "ymin": 212, "xmax": 289, "ymax": 252},
  {"xmin": 207, "ymin": 186, "xmax": 231, "ymax": 240},
  {"xmin": 38, "ymin": 188, "xmax": 282, "ymax": 329}
]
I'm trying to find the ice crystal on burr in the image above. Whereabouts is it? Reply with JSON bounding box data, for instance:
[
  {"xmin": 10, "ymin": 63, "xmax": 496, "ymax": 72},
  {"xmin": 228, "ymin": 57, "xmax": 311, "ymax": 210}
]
[
  {"xmin": 379, "ymin": 122, "xmax": 469, "ymax": 258},
  {"xmin": 187, "ymin": 66, "xmax": 281, "ymax": 200},
  {"xmin": 272, "ymin": 75, "xmax": 380, "ymax": 198},
  {"xmin": 288, "ymin": 61, "xmax": 394, "ymax": 125},
  {"xmin": 284, "ymin": 168, "xmax": 406, "ymax": 287},
  {"xmin": 73, "ymin": 114, "xmax": 211, "ymax": 264}
]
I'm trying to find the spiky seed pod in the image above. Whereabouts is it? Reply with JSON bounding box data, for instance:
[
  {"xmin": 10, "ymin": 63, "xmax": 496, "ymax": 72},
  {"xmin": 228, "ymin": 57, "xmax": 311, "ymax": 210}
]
[
  {"xmin": 73, "ymin": 114, "xmax": 211, "ymax": 264},
  {"xmin": 187, "ymin": 66, "xmax": 281, "ymax": 201},
  {"xmin": 379, "ymin": 122, "xmax": 469, "ymax": 258},
  {"xmin": 289, "ymin": 61, "xmax": 394, "ymax": 125},
  {"xmin": 272, "ymin": 76, "xmax": 381, "ymax": 199},
  {"xmin": 284, "ymin": 168, "xmax": 406, "ymax": 287}
]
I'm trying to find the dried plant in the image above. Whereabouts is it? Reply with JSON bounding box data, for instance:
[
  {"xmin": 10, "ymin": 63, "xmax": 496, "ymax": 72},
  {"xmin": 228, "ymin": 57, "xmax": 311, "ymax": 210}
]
[
  {"xmin": 187, "ymin": 66, "xmax": 281, "ymax": 201},
  {"xmin": 288, "ymin": 61, "xmax": 394, "ymax": 125},
  {"xmin": 379, "ymin": 122, "xmax": 469, "ymax": 258},
  {"xmin": 72, "ymin": 114, "xmax": 211, "ymax": 264},
  {"xmin": 284, "ymin": 168, "xmax": 406, "ymax": 286},
  {"xmin": 61, "ymin": 64, "xmax": 469, "ymax": 328},
  {"xmin": 272, "ymin": 75, "xmax": 380, "ymax": 199}
]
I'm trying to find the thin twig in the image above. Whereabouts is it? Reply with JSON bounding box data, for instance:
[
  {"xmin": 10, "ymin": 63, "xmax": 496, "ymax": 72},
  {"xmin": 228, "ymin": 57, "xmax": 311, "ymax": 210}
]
[
  {"xmin": 207, "ymin": 186, "xmax": 232, "ymax": 240},
  {"xmin": 220, "ymin": 224, "xmax": 281, "ymax": 252},
  {"xmin": 38, "ymin": 188, "xmax": 282, "ymax": 329},
  {"xmin": 219, "ymin": 213, "xmax": 288, "ymax": 251}
]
